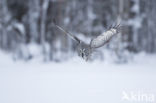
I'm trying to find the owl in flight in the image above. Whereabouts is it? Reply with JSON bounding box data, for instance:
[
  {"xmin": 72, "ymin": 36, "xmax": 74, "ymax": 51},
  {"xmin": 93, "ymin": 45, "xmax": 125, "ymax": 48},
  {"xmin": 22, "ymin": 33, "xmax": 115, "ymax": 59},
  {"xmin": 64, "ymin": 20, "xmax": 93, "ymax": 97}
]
[{"xmin": 53, "ymin": 21, "xmax": 121, "ymax": 61}]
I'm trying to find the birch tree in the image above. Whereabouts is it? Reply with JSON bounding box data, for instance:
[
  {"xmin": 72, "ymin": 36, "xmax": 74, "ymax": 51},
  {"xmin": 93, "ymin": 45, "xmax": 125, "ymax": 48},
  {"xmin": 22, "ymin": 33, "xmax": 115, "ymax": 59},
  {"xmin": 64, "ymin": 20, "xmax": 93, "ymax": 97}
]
[{"xmin": 40, "ymin": 0, "xmax": 49, "ymax": 61}]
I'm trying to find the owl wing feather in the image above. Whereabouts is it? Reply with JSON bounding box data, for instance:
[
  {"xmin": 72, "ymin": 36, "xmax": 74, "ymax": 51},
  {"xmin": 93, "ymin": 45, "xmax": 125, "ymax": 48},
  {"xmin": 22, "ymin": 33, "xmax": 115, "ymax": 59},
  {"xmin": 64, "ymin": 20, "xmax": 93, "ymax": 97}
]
[
  {"xmin": 53, "ymin": 21, "xmax": 81, "ymax": 44},
  {"xmin": 90, "ymin": 24, "xmax": 121, "ymax": 48}
]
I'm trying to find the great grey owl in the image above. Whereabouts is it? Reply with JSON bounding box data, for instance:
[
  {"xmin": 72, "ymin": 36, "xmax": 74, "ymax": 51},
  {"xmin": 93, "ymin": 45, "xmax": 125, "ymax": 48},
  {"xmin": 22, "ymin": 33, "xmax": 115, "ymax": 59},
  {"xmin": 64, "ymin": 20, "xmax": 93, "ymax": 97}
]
[{"xmin": 53, "ymin": 21, "xmax": 121, "ymax": 61}]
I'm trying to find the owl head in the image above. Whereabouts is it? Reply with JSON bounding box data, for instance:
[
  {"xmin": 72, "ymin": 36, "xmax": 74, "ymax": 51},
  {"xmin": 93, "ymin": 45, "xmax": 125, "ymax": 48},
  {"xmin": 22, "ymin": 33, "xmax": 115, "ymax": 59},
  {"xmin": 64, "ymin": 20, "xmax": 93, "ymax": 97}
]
[{"xmin": 78, "ymin": 47, "xmax": 92, "ymax": 61}]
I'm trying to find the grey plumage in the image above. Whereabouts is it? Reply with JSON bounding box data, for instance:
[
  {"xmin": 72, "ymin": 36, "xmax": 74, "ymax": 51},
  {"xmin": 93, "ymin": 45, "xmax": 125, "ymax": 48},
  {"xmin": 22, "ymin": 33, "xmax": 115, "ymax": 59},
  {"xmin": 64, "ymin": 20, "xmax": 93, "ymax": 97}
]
[{"xmin": 53, "ymin": 22, "xmax": 121, "ymax": 61}]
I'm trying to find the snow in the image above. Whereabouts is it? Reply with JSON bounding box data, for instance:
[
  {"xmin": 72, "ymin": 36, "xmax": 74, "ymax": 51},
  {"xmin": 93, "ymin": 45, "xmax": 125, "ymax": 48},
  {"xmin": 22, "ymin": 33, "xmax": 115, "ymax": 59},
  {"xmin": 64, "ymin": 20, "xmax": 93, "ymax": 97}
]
[
  {"xmin": 0, "ymin": 51, "xmax": 156, "ymax": 103},
  {"xmin": 64, "ymin": 17, "xmax": 70, "ymax": 25},
  {"xmin": 27, "ymin": 43, "xmax": 42, "ymax": 57},
  {"xmin": 13, "ymin": 22, "xmax": 25, "ymax": 35},
  {"xmin": 131, "ymin": 0, "xmax": 140, "ymax": 13},
  {"xmin": 127, "ymin": 17, "xmax": 142, "ymax": 29}
]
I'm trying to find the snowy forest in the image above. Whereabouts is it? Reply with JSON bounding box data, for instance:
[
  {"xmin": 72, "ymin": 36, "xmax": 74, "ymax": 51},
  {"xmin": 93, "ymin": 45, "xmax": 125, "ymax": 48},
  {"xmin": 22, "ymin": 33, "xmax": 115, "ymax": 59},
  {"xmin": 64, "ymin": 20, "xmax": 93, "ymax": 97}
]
[
  {"xmin": 1, "ymin": 1, "xmax": 156, "ymax": 103},
  {"xmin": 0, "ymin": 0, "xmax": 156, "ymax": 62}
]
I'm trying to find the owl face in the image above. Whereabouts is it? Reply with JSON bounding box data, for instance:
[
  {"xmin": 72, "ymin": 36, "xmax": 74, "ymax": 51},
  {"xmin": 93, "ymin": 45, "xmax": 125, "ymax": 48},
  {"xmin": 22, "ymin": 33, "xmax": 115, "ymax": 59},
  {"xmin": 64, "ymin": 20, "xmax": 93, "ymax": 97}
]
[{"xmin": 78, "ymin": 48, "xmax": 91, "ymax": 61}]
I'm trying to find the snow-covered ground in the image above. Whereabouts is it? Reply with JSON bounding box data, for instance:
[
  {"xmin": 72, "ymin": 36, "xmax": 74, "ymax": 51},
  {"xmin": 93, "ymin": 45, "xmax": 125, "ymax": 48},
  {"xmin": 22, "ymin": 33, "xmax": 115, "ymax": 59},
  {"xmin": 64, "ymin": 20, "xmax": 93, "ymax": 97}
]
[{"xmin": 0, "ymin": 51, "xmax": 156, "ymax": 103}]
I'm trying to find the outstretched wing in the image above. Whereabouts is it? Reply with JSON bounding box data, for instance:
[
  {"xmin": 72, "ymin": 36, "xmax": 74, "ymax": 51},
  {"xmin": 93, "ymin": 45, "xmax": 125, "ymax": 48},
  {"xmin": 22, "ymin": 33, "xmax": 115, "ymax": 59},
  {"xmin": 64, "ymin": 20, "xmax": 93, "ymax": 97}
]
[
  {"xmin": 53, "ymin": 21, "xmax": 81, "ymax": 43},
  {"xmin": 90, "ymin": 24, "xmax": 121, "ymax": 48}
]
